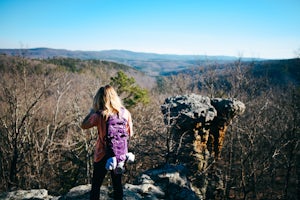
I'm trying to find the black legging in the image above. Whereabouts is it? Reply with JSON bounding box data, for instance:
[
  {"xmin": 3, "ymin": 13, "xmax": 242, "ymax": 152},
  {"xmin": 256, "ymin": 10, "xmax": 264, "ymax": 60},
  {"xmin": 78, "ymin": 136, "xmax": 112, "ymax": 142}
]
[{"xmin": 90, "ymin": 156, "xmax": 123, "ymax": 200}]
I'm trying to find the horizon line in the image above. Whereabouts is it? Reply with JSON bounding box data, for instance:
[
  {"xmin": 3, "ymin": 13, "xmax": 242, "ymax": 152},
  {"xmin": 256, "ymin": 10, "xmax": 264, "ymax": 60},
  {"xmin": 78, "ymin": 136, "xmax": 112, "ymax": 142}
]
[{"xmin": 0, "ymin": 46, "xmax": 296, "ymax": 60}]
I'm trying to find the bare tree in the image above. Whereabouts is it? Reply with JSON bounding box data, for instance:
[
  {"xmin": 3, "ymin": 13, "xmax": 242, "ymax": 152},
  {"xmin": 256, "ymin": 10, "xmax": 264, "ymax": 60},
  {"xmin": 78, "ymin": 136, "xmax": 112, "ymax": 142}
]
[{"xmin": 0, "ymin": 57, "xmax": 54, "ymax": 189}]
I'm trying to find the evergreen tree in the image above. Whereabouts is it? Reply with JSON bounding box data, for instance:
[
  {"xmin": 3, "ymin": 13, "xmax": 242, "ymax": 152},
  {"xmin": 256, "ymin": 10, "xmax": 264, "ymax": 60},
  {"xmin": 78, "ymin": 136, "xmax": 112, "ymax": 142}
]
[{"xmin": 110, "ymin": 71, "xmax": 149, "ymax": 108}]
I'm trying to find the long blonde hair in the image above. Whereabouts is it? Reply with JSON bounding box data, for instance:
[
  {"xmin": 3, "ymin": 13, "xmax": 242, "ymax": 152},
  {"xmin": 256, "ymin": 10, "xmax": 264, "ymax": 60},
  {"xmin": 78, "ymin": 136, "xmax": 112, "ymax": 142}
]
[{"xmin": 93, "ymin": 85, "xmax": 123, "ymax": 120}]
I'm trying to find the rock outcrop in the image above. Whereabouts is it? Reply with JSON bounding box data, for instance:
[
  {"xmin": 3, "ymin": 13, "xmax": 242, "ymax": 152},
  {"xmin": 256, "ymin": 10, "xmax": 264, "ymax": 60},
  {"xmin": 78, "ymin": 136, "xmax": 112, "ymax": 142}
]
[
  {"xmin": 161, "ymin": 94, "xmax": 245, "ymax": 199},
  {"xmin": 0, "ymin": 165, "xmax": 197, "ymax": 199}
]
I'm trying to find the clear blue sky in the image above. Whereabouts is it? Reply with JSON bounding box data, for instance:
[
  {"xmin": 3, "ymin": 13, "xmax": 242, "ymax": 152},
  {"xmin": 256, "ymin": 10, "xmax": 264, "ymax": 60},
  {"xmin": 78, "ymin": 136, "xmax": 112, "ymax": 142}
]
[{"xmin": 0, "ymin": 0, "xmax": 299, "ymax": 59}]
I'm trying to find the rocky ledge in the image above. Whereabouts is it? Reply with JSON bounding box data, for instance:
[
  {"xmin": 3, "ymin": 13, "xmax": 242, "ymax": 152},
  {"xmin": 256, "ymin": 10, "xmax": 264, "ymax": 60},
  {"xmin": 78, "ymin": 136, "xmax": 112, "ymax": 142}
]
[{"xmin": 0, "ymin": 165, "xmax": 197, "ymax": 200}]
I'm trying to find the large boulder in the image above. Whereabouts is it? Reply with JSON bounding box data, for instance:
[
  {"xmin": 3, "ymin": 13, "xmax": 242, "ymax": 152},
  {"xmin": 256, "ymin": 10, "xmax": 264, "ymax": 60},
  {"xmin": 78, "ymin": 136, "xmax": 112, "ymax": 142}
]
[
  {"xmin": 161, "ymin": 94, "xmax": 245, "ymax": 199},
  {"xmin": 161, "ymin": 94, "xmax": 245, "ymax": 158}
]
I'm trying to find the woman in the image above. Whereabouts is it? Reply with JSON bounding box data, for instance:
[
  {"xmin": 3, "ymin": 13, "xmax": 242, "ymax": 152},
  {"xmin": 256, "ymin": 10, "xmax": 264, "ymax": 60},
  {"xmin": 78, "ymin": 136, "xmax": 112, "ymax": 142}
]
[{"xmin": 81, "ymin": 85, "xmax": 133, "ymax": 200}]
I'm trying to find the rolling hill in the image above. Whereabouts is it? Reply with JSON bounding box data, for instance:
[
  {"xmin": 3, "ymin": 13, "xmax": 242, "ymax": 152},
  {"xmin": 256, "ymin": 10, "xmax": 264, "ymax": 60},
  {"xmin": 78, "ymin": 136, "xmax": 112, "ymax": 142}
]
[{"xmin": 0, "ymin": 48, "xmax": 262, "ymax": 76}]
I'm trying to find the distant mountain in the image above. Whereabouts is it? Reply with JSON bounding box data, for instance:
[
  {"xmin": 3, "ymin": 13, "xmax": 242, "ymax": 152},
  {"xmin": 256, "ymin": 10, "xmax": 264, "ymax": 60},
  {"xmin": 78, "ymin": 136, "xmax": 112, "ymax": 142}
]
[
  {"xmin": 0, "ymin": 48, "xmax": 263, "ymax": 76},
  {"xmin": 0, "ymin": 48, "xmax": 240, "ymax": 60}
]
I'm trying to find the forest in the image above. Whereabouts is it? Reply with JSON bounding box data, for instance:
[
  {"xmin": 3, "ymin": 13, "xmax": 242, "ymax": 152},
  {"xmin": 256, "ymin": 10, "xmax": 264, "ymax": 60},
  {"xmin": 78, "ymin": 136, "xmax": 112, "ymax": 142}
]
[{"xmin": 0, "ymin": 54, "xmax": 299, "ymax": 199}]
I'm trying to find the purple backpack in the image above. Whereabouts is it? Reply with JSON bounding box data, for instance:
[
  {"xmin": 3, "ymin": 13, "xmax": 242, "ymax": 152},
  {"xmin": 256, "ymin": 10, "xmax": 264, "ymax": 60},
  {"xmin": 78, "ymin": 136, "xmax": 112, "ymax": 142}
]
[{"xmin": 106, "ymin": 108, "xmax": 128, "ymax": 164}]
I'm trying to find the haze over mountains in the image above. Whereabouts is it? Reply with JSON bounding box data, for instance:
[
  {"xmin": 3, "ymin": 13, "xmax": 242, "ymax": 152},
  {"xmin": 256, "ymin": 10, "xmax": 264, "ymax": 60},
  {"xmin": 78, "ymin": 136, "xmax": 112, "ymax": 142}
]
[{"xmin": 0, "ymin": 48, "xmax": 264, "ymax": 76}]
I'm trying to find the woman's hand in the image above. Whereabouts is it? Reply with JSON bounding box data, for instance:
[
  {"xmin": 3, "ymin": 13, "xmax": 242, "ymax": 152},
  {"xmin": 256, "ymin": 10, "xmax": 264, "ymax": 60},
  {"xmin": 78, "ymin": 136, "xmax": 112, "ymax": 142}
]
[{"xmin": 105, "ymin": 157, "xmax": 117, "ymax": 171}]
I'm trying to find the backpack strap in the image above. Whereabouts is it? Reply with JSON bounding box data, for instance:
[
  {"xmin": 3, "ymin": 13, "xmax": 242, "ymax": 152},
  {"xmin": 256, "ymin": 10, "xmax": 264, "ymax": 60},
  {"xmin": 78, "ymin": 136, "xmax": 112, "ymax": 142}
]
[{"xmin": 119, "ymin": 107, "xmax": 125, "ymax": 118}]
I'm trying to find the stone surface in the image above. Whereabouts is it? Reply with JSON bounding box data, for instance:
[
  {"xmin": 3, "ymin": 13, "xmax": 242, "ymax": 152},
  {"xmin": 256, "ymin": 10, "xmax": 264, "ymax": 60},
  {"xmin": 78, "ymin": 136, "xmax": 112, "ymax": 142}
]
[
  {"xmin": 161, "ymin": 94, "xmax": 245, "ymax": 199},
  {"xmin": 0, "ymin": 165, "xmax": 198, "ymax": 200},
  {"xmin": 0, "ymin": 189, "xmax": 50, "ymax": 200},
  {"xmin": 161, "ymin": 94, "xmax": 217, "ymax": 129},
  {"xmin": 125, "ymin": 164, "xmax": 199, "ymax": 200},
  {"xmin": 161, "ymin": 94, "xmax": 245, "ymax": 157}
]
